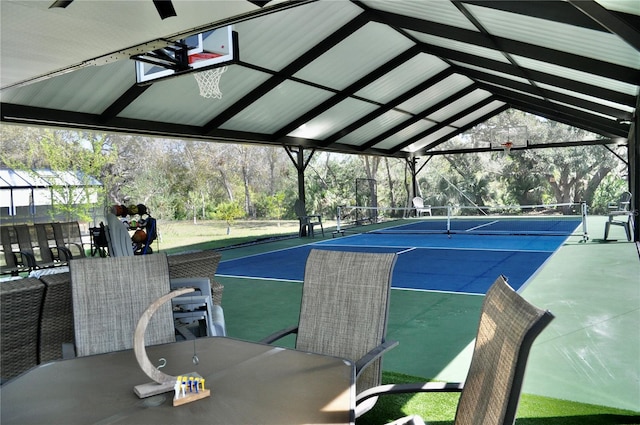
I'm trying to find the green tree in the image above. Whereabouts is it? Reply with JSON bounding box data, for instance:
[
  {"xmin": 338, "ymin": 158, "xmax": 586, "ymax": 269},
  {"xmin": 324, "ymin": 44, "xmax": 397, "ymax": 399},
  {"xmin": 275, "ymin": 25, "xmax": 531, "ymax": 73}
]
[
  {"xmin": 1, "ymin": 128, "xmax": 117, "ymax": 222},
  {"xmin": 211, "ymin": 201, "xmax": 245, "ymax": 234}
]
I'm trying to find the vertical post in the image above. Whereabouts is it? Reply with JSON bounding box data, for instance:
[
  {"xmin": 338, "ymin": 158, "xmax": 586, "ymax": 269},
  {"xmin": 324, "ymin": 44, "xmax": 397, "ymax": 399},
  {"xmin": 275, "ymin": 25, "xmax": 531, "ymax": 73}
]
[
  {"xmin": 409, "ymin": 157, "xmax": 418, "ymax": 200},
  {"xmin": 284, "ymin": 146, "xmax": 316, "ymax": 237},
  {"xmin": 297, "ymin": 147, "xmax": 306, "ymax": 205},
  {"xmin": 630, "ymin": 97, "xmax": 639, "ymax": 241},
  {"xmin": 581, "ymin": 201, "xmax": 589, "ymax": 242}
]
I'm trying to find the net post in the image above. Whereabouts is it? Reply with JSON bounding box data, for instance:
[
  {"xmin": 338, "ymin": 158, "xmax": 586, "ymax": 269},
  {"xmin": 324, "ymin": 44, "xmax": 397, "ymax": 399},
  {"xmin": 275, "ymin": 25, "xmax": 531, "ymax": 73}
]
[
  {"xmin": 581, "ymin": 201, "xmax": 589, "ymax": 241},
  {"xmin": 446, "ymin": 205, "xmax": 452, "ymax": 234},
  {"xmin": 337, "ymin": 206, "xmax": 342, "ymax": 232}
]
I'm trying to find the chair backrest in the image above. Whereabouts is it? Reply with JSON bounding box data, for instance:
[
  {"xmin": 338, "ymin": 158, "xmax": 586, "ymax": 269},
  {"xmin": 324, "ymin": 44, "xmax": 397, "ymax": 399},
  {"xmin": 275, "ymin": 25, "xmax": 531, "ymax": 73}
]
[
  {"xmin": 105, "ymin": 213, "xmax": 134, "ymax": 257},
  {"xmin": 52, "ymin": 222, "xmax": 86, "ymax": 258},
  {"xmin": 13, "ymin": 224, "xmax": 35, "ymax": 258},
  {"xmin": 617, "ymin": 191, "xmax": 632, "ymax": 212},
  {"xmin": 1, "ymin": 225, "xmax": 20, "ymax": 271},
  {"xmin": 69, "ymin": 253, "xmax": 175, "ymax": 357},
  {"xmin": 0, "ymin": 278, "xmax": 45, "ymax": 382},
  {"xmin": 294, "ymin": 199, "xmax": 306, "ymax": 217},
  {"xmin": 296, "ymin": 249, "xmax": 397, "ymax": 393},
  {"xmin": 34, "ymin": 223, "xmax": 56, "ymax": 264},
  {"xmin": 412, "ymin": 197, "xmax": 424, "ymax": 209},
  {"xmin": 454, "ymin": 276, "xmax": 554, "ymax": 425}
]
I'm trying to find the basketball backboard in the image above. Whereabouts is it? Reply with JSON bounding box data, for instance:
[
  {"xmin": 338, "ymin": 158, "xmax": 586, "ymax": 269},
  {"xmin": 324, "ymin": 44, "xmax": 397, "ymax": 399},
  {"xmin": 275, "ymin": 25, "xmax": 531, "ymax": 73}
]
[
  {"xmin": 490, "ymin": 126, "xmax": 528, "ymax": 150},
  {"xmin": 133, "ymin": 26, "xmax": 238, "ymax": 84}
]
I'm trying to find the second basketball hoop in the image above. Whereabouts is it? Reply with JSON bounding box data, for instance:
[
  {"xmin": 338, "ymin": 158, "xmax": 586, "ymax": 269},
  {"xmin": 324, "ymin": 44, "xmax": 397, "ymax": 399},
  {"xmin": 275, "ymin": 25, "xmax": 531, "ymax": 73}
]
[{"xmin": 502, "ymin": 141, "xmax": 513, "ymax": 156}]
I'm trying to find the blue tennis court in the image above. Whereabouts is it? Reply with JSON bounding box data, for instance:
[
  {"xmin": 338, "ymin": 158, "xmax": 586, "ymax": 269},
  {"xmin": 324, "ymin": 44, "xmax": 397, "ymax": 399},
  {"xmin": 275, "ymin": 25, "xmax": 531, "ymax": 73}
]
[{"xmin": 217, "ymin": 218, "xmax": 581, "ymax": 295}]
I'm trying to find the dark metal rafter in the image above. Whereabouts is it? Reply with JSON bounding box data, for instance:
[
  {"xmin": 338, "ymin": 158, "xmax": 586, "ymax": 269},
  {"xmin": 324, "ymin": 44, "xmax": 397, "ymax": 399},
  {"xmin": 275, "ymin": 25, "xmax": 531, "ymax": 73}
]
[
  {"xmin": 272, "ymin": 45, "xmax": 423, "ymax": 141},
  {"xmin": 369, "ymin": 9, "xmax": 639, "ymax": 85}
]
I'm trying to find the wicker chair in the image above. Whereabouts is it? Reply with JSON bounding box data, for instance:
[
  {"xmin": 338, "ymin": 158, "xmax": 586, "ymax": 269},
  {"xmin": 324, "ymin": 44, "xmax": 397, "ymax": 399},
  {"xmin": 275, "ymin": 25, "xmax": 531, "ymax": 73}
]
[
  {"xmin": 38, "ymin": 272, "xmax": 75, "ymax": 363},
  {"xmin": 0, "ymin": 278, "xmax": 45, "ymax": 382},
  {"xmin": 69, "ymin": 253, "xmax": 176, "ymax": 357},
  {"xmin": 356, "ymin": 275, "xmax": 554, "ymax": 425},
  {"xmin": 262, "ymin": 249, "xmax": 398, "ymax": 417}
]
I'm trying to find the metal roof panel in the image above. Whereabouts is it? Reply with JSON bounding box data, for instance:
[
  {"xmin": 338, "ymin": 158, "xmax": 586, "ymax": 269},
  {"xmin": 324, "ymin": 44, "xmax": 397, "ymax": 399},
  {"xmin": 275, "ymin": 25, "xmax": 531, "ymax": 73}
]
[
  {"xmin": 355, "ymin": 53, "xmax": 449, "ymax": 104},
  {"xmin": 287, "ymin": 97, "xmax": 380, "ymax": 140},
  {"xmin": 294, "ymin": 22, "xmax": 415, "ymax": 90},
  {"xmin": 468, "ymin": 3, "xmax": 640, "ymax": 69},
  {"xmin": 221, "ymin": 80, "xmax": 335, "ymax": 134}
]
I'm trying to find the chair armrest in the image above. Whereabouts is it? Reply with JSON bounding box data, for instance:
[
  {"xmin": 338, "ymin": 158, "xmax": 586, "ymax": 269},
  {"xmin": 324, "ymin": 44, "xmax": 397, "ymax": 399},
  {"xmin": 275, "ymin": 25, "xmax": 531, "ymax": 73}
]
[
  {"xmin": 53, "ymin": 246, "xmax": 73, "ymax": 262},
  {"xmin": 356, "ymin": 381, "xmax": 464, "ymax": 405},
  {"xmin": 355, "ymin": 339, "xmax": 399, "ymax": 378},
  {"xmin": 16, "ymin": 251, "xmax": 36, "ymax": 269},
  {"xmin": 260, "ymin": 325, "xmax": 299, "ymax": 344}
]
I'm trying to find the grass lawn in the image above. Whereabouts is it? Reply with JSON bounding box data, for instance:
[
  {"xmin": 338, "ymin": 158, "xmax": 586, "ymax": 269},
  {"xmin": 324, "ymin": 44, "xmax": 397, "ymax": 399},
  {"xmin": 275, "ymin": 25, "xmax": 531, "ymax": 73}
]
[
  {"xmin": 154, "ymin": 219, "xmax": 307, "ymax": 253},
  {"xmin": 157, "ymin": 220, "xmax": 640, "ymax": 424}
]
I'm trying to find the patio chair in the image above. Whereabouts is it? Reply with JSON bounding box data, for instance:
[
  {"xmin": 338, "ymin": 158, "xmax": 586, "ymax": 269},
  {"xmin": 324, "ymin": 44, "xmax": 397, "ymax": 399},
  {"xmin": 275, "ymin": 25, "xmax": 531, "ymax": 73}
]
[
  {"xmin": 34, "ymin": 223, "xmax": 72, "ymax": 264},
  {"xmin": 261, "ymin": 249, "xmax": 398, "ymax": 417},
  {"xmin": 38, "ymin": 271, "xmax": 75, "ymax": 363},
  {"xmin": 604, "ymin": 191, "xmax": 634, "ymax": 241},
  {"xmin": 69, "ymin": 253, "xmax": 176, "ymax": 357},
  {"xmin": 100, "ymin": 215, "xmax": 227, "ymax": 336},
  {"xmin": 14, "ymin": 224, "xmax": 57, "ymax": 270},
  {"xmin": 52, "ymin": 222, "xmax": 86, "ymax": 258},
  {"xmin": 0, "ymin": 224, "xmax": 35, "ymax": 275},
  {"xmin": 0, "ymin": 278, "xmax": 45, "ymax": 382},
  {"xmin": 356, "ymin": 275, "xmax": 554, "ymax": 425},
  {"xmin": 294, "ymin": 199, "xmax": 324, "ymax": 237},
  {"xmin": 171, "ymin": 277, "xmax": 226, "ymax": 338},
  {"xmin": 412, "ymin": 196, "xmax": 432, "ymax": 217}
]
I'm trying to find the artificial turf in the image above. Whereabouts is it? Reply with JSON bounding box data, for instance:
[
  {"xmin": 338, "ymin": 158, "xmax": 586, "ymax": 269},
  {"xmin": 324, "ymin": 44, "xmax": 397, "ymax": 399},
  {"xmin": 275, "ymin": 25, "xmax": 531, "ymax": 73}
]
[{"xmin": 358, "ymin": 372, "xmax": 640, "ymax": 425}]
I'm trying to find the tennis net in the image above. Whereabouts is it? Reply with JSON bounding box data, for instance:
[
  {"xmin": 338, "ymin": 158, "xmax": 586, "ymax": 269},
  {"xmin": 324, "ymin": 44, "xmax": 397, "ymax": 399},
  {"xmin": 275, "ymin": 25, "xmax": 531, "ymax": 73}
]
[{"xmin": 336, "ymin": 202, "xmax": 588, "ymax": 239}]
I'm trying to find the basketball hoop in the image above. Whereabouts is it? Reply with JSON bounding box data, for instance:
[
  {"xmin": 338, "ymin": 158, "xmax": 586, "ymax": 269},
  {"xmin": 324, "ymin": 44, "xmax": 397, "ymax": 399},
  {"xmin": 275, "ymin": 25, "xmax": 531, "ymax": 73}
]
[
  {"xmin": 502, "ymin": 141, "xmax": 513, "ymax": 156},
  {"xmin": 193, "ymin": 66, "xmax": 227, "ymax": 99}
]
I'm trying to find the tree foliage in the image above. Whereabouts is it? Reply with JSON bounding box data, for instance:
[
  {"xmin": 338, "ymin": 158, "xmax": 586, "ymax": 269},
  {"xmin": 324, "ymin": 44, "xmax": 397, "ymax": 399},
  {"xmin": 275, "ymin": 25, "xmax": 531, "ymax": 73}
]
[{"xmin": 0, "ymin": 109, "xmax": 628, "ymax": 226}]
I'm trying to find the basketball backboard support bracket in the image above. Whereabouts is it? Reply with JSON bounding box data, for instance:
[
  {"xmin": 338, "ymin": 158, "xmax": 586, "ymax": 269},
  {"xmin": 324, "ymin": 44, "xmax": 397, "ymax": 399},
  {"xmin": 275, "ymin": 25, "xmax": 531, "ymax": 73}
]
[{"xmin": 133, "ymin": 26, "xmax": 239, "ymax": 85}]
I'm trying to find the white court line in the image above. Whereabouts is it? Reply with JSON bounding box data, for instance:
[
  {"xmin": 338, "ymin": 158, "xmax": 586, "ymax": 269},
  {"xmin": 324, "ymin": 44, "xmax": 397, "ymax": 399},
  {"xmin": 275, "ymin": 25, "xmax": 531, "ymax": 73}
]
[
  {"xmin": 317, "ymin": 242, "xmax": 555, "ymax": 254},
  {"xmin": 465, "ymin": 220, "xmax": 499, "ymax": 232},
  {"xmin": 216, "ymin": 274, "xmax": 302, "ymax": 283}
]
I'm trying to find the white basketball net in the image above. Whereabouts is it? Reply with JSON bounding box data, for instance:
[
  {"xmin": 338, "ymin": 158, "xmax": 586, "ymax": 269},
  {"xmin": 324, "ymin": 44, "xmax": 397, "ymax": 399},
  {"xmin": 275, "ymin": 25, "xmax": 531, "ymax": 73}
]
[{"xmin": 193, "ymin": 66, "xmax": 227, "ymax": 99}]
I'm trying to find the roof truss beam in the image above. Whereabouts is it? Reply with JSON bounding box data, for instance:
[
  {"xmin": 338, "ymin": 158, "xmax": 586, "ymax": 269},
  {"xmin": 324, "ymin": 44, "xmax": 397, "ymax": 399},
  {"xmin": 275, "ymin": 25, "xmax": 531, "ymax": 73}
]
[
  {"xmin": 321, "ymin": 68, "xmax": 456, "ymax": 149},
  {"xmin": 369, "ymin": 9, "xmax": 639, "ymax": 85},
  {"xmin": 272, "ymin": 45, "xmax": 423, "ymax": 141},
  {"xmin": 418, "ymin": 44, "xmax": 636, "ymax": 108}
]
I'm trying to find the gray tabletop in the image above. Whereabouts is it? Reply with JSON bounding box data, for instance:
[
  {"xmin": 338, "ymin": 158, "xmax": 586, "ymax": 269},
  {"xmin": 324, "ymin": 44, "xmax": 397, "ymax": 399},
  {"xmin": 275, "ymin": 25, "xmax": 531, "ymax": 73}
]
[{"xmin": 0, "ymin": 337, "xmax": 355, "ymax": 425}]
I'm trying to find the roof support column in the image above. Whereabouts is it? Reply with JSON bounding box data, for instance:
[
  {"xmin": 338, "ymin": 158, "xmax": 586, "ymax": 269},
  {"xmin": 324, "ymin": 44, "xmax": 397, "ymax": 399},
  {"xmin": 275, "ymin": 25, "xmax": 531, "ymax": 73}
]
[
  {"xmin": 629, "ymin": 97, "xmax": 639, "ymax": 241},
  {"xmin": 408, "ymin": 156, "xmax": 433, "ymax": 200},
  {"xmin": 284, "ymin": 145, "xmax": 316, "ymax": 205}
]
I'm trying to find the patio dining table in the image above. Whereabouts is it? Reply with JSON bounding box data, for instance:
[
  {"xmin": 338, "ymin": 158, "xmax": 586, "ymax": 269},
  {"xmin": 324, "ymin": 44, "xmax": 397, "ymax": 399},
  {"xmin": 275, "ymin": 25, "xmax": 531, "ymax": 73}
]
[{"xmin": 0, "ymin": 336, "xmax": 355, "ymax": 425}]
